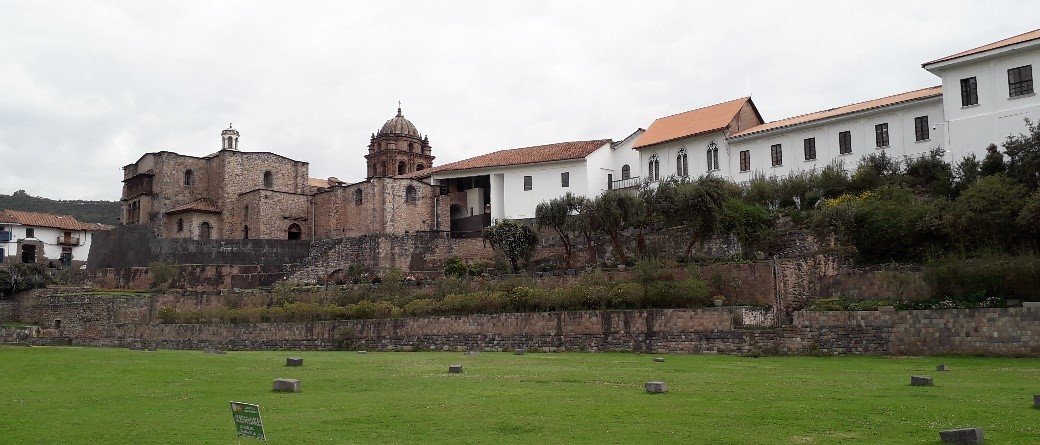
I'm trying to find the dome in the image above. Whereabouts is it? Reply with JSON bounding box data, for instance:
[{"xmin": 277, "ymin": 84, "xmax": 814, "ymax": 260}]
[{"xmin": 378, "ymin": 107, "xmax": 420, "ymax": 137}]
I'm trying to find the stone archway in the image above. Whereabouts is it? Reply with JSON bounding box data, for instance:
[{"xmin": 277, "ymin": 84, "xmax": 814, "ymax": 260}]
[{"xmin": 287, "ymin": 223, "xmax": 302, "ymax": 240}]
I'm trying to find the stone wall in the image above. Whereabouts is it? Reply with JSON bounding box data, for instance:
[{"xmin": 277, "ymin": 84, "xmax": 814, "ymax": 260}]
[
  {"xmin": 88, "ymin": 225, "xmax": 311, "ymax": 269},
  {"xmin": 70, "ymin": 264, "xmax": 293, "ymax": 291}
]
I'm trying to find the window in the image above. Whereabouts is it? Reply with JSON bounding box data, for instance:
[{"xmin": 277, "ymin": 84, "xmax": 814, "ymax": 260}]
[
  {"xmin": 607, "ymin": 173, "xmax": 613, "ymax": 190},
  {"xmin": 739, "ymin": 150, "xmax": 751, "ymax": 172},
  {"xmin": 184, "ymin": 169, "xmax": 193, "ymax": 186},
  {"xmin": 287, "ymin": 223, "xmax": 302, "ymax": 240},
  {"xmin": 416, "ymin": 164, "xmax": 425, "ymax": 171},
  {"xmin": 25, "ymin": 228, "xmax": 34, "ymax": 238},
  {"xmin": 176, "ymin": 218, "xmax": 184, "ymax": 232},
  {"xmin": 621, "ymin": 164, "xmax": 631, "ymax": 180},
  {"xmin": 354, "ymin": 188, "xmax": 363, "ymax": 205},
  {"xmin": 960, "ymin": 77, "xmax": 978, "ymax": 106},
  {"xmin": 914, "ymin": 116, "xmax": 929, "ymax": 141},
  {"xmin": 676, "ymin": 148, "xmax": 688, "ymax": 176},
  {"xmin": 803, "ymin": 138, "xmax": 816, "ymax": 161},
  {"xmin": 243, "ymin": 225, "xmax": 249, "ymax": 239},
  {"xmin": 408, "ymin": 142, "xmax": 415, "ymax": 152},
  {"xmin": 262, "ymin": 171, "xmax": 273, "ymax": 188},
  {"xmin": 706, "ymin": 141, "xmax": 720, "ymax": 171},
  {"xmin": 244, "ymin": 205, "xmax": 249, "ymax": 220},
  {"xmin": 199, "ymin": 222, "xmax": 211, "ymax": 240},
  {"xmin": 405, "ymin": 185, "xmax": 418, "ymax": 203},
  {"xmin": 561, "ymin": 172, "xmax": 570, "ymax": 187},
  {"xmin": 875, "ymin": 123, "xmax": 889, "ymax": 148},
  {"xmin": 648, "ymin": 154, "xmax": 660, "ymax": 181},
  {"xmin": 523, "ymin": 175, "xmax": 532, "ymax": 191},
  {"xmin": 839, "ymin": 131, "xmax": 852, "ymax": 154},
  {"xmin": 398, "ymin": 160, "xmax": 407, "ymax": 175},
  {"xmin": 770, "ymin": 144, "xmax": 782, "ymax": 167},
  {"xmin": 1008, "ymin": 65, "xmax": 1033, "ymax": 97}
]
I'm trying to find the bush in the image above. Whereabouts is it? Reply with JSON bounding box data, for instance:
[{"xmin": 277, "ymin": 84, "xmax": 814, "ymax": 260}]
[
  {"xmin": 924, "ymin": 255, "xmax": 1040, "ymax": 302},
  {"xmin": 645, "ymin": 277, "xmax": 709, "ymax": 308},
  {"xmin": 443, "ymin": 256, "xmax": 468, "ymax": 278},
  {"xmin": 944, "ymin": 175, "xmax": 1028, "ymax": 252},
  {"xmin": 148, "ymin": 261, "xmax": 178, "ymax": 290}
]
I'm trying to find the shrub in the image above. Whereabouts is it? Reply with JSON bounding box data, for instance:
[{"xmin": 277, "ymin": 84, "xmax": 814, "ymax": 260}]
[
  {"xmin": 148, "ymin": 261, "xmax": 178, "ymax": 290},
  {"xmin": 924, "ymin": 255, "xmax": 1040, "ymax": 302},
  {"xmin": 157, "ymin": 306, "xmax": 178, "ymax": 323},
  {"xmin": 443, "ymin": 256, "xmax": 468, "ymax": 278},
  {"xmin": 944, "ymin": 175, "xmax": 1028, "ymax": 252},
  {"xmin": 645, "ymin": 277, "xmax": 709, "ymax": 308}
]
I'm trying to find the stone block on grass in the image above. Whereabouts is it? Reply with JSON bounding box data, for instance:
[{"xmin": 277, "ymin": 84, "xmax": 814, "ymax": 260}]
[
  {"xmin": 357, "ymin": 350, "xmax": 367, "ymax": 354},
  {"xmin": 654, "ymin": 357, "xmax": 666, "ymax": 363},
  {"xmin": 938, "ymin": 427, "xmax": 983, "ymax": 444},
  {"xmin": 273, "ymin": 378, "xmax": 300, "ymax": 392},
  {"xmin": 203, "ymin": 348, "xmax": 226, "ymax": 355},
  {"xmin": 514, "ymin": 349, "xmax": 526, "ymax": 355},
  {"xmin": 644, "ymin": 381, "xmax": 667, "ymax": 394},
  {"xmin": 911, "ymin": 375, "xmax": 933, "ymax": 386},
  {"xmin": 286, "ymin": 357, "xmax": 303, "ymax": 367},
  {"xmin": 937, "ymin": 364, "xmax": 949, "ymax": 372},
  {"xmin": 449, "ymin": 364, "xmax": 463, "ymax": 373}
]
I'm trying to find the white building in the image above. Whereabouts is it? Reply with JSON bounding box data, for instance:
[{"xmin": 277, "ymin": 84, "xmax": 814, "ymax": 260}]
[
  {"xmin": 0, "ymin": 210, "xmax": 112, "ymax": 268},
  {"xmin": 634, "ymin": 28, "xmax": 1039, "ymax": 185}
]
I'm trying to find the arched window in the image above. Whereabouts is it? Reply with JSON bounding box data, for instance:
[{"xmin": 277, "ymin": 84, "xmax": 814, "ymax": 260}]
[
  {"xmin": 243, "ymin": 204, "xmax": 249, "ymax": 220},
  {"xmin": 354, "ymin": 188, "xmax": 363, "ymax": 205},
  {"xmin": 706, "ymin": 141, "xmax": 720, "ymax": 171},
  {"xmin": 262, "ymin": 171, "xmax": 273, "ymax": 188},
  {"xmin": 405, "ymin": 185, "xmax": 418, "ymax": 203},
  {"xmin": 648, "ymin": 154, "xmax": 660, "ymax": 181},
  {"xmin": 242, "ymin": 225, "xmax": 249, "ymax": 239},
  {"xmin": 199, "ymin": 222, "xmax": 212, "ymax": 240},
  {"xmin": 677, "ymin": 148, "xmax": 688, "ymax": 177},
  {"xmin": 176, "ymin": 218, "xmax": 184, "ymax": 232},
  {"xmin": 621, "ymin": 164, "xmax": 631, "ymax": 180},
  {"xmin": 416, "ymin": 164, "xmax": 425, "ymax": 171},
  {"xmin": 184, "ymin": 169, "xmax": 193, "ymax": 186},
  {"xmin": 287, "ymin": 223, "xmax": 302, "ymax": 240},
  {"xmin": 408, "ymin": 142, "xmax": 416, "ymax": 152},
  {"xmin": 397, "ymin": 160, "xmax": 407, "ymax": 175}
]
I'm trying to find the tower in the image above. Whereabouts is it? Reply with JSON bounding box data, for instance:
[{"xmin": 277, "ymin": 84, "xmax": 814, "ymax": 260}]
[
  {"xmin": 365, "ymin": 106, "xmax": 434, "ymax": 178},
  {"xmin": 221, "ymin": 124, "xmax": 240, "ymax": 151}
]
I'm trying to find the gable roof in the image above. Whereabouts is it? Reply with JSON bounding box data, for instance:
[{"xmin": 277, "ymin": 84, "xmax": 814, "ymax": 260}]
[
  {"xmin": 419, "ymin": 139, "xmax": 612, "ymax": 176},
  {"xmin": 730, "ymin": 86, "xmax": 942, "ymax": 139},
  {"xmin": 166, "ymin": 198, "xmax": 221, "ymax": 215},
  {"xmin": 634, "ymin": 97, "xmax": 757, "ymax": 149},
  {"xmin": 0, "ymin": 209, "xmax": 113, "ymax": 231},
  {"xmin": 924, "ymin": 28, "xmax": 1040, "ymax": 67}
]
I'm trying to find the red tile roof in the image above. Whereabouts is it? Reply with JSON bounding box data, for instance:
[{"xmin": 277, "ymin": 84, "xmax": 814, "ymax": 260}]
[
  {"xmin": 924, "ymin": 28, "xmax": 1040, "ymax": 67},
  {"xmin": 730, "ymin": 86, "xmax": 942, "ymax": 138},
  {"xmin": 634, "ymin": 97, "xmax": 753, "ymax": 149},
  {"xmin": 166, "ymin": 198, "xmax": 221, "ymax": 214},
  {"xmin": 415, "ymin": 139, "xmax": 612, "ymax": 176},
  {"xmin": 0, "ymin": 209, "xmax": 112, "ymax": 231}
]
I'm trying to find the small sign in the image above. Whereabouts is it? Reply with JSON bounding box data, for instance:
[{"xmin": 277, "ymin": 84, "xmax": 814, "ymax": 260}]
[{"xmin": 230, "ymin": 401, "xmax": 266, "ymax": 440}]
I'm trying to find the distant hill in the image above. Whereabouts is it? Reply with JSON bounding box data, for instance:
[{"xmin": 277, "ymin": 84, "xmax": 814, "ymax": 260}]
[{"xmin": 0, "ymin": 190, "xmax": 121, "ymax": 225}]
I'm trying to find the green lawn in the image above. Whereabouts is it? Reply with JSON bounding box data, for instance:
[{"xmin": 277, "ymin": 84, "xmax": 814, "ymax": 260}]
[{"xmin": 1, "ymin": 347, "xmax": 1038, "ymax": 444}]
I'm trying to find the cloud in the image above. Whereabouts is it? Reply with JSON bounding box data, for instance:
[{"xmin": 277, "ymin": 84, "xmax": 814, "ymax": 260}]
[{"xmin": 0, "ymin": 1, "xmax": 1037, "ymax": 199}]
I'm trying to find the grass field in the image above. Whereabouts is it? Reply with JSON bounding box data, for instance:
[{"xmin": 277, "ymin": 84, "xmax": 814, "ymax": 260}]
[{"xmin": 1, "ymin": 347, "xmax": 1039, "ymax": 444}]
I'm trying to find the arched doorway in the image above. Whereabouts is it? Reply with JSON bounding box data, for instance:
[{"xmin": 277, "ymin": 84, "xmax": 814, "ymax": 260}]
[
  {"xmin": 199, "ymin": 222, "xmax": 212, "ymax": 240},
  {"xmin": 287, "ymin": 223, "xmax": 302, "ymax": 240},
  {"xmin": 21, "ymin": 244, "xmax": 36, "ymax": 264}
]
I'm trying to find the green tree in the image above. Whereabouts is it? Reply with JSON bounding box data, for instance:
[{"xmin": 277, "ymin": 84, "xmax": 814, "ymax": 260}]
[
  {"xmin": 657, "ymin": 177, "xmax": 729, "ymax": 259},
  {"xmin": 482, "ymin": 220, "xmax": 539, "ymax": 273},
  {"xmin": 903, "ymin": 148, "xmax": 953, "ymax": 198},
  {"xmin": 954, "ymin": 153, "xmax": 981, "ymax": 194},
  {"xmin": 535, "ymin": 192, "xmax": 583, "ymax": 269},
  {"xmin": 590, "ymin": 191, "xmax": 640, "ymax": 264},
  {"xmin": 850, "ymin": 151, "xmax": 902, "ymax": 193},
  {"xmin": 979, "ymin": 144, "xmax": 1006, "ymax": 176},
  {"xmin": 944, "ymin": 175, "xmax": 1028, "ymax": 252},
  {"xmin": 1002, "ymin": 118, "xmax": 1040, "ymax": 190},
  {"xmin": 817, "ymin": 160, "xmax": 851, "ymax": 199},
  {"xmin": 1016, "ymin": 191, "xmax": 1040, "ymax": 252}
]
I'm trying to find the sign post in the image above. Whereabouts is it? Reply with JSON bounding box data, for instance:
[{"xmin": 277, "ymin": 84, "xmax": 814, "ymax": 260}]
[{"xmin": 230, "ymin": 401, "xmax": 266, "ymax": 441}]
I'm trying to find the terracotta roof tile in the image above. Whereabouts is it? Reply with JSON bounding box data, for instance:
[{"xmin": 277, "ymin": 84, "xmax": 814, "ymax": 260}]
[
  {"xmin": 166, "ymin": 198, "xmax": 221, "ymax": 214},
  {"xmin": 730, "ymin": 86, "xmax": 942, "ymax": 138},
  {"xmin": 634, "ymin": 97, "xmax": 753, "ymax": 149},
  {"xmin": 0, "ymin": 209, "xmax": 112, "ymax": 231},
  {"xmin": 924, "ymin": 28, "xmax": 1040, "ymax": 67},
  {"xmin": 419, "ymin": 139, "xmax": 612, "ymax": 176}
]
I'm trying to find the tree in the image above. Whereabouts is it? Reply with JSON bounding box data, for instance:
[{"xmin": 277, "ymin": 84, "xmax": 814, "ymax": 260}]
[
  {"xmin": 481, "ymin": 220, "xmax": 538, "ymax": 273},
  {"xmin": 954, "ymin": 153, "xmax": 981, "ymax": 194},
  {"xmin": 572, "ymin": 196, "xmax": 599, "ymax": 265},
  {"xmin": 850, "ymin": 151, "xmax": 902, "ymax": 193},
  {"xmin": 1017, "ymin": 191, "xmax": 1040, "ymax": 252},
  {"xmin": 979, "ymin": 144, "xmax": 1006, "ymax": 176},
  {"xmin": 944, "ymin": 175, "xmax": 1028, "ymax": 252},
  {"xmin": 817, "ymin": 160, "xmax": 851, "ymax": 199},
  {"xmin": 903, "ymin": 148, "xmax": 953, "ymax": 198},
  {"xmin": 657, "ymin": 177, "xmax": 729, "ymax": 259},
  {"xmin": 590, "ymin": 191, "xmax": 640, "ymax": 263},
  {"xmin": 1002, "ymin": 118, "xmax": 1040, "ymax": 190},
  {"xmin": 535, "ymin": 193, "xmax": 582, "ymax": 269}
]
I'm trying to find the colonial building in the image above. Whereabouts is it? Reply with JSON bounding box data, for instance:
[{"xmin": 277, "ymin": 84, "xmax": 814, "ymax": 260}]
[{"xmin": 0, "ymin": 210, "xmax": 112, "ymax": 267}]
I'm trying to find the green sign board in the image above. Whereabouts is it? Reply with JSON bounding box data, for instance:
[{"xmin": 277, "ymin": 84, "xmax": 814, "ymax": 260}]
[{"xmin": 230, "ymin": 401, "xmax": 266, "ymax": 440}]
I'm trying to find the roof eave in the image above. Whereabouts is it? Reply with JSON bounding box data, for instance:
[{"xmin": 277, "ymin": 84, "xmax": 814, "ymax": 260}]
[
  {"xmin": 923, "ymin": 38, "xmax": 1040, "ymax": 72},
  {"xmin": 634, "ymin": 128, "xmax": 726, "ymax": 150}
]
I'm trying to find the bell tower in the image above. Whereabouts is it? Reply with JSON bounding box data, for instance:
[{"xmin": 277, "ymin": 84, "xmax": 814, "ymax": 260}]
[
  {"xmin": 221, "ymin": 124, "xmax": 240, "ymax": 151},
  {"xmin": 365, "ymin": 106, "xmax": 434, "ymax": 178}
]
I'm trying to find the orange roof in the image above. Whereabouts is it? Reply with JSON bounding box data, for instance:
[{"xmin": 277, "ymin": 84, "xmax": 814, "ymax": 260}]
[
  {"xmin": 421, "ymin": 139, "xmax": 612, "ymax": 175},
  {"xmin": 924, "ymin": 28, "xmax": 1040, "ymax": 67},
  {"xmin": 166, "ymin": 198, "xmax": 221, "ymax": 214},
  {"xmin": 731, "ymin": 86, "xmax": 942, "ymax": 138},
  {"xmin": 0, "ymin": 209, "xmax": 112, "ymax": 231},
  {"xmin": 634, "ymin": 97, "xmax": 754, "ymax": 149},
  {"xmin": 307, "ymin": 178, "xmax": 330, "ymax": 188}
]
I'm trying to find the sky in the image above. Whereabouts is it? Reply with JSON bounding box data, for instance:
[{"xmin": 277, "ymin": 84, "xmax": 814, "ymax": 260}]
[{"xmin": 1, "ymin": 1, "xmax": 1038, "ymax": 200}]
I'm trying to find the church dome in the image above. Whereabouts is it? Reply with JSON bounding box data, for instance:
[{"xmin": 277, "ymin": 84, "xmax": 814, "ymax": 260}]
[{"xmin": 378, "ymin": 107, "xmax": 420, "ymax": 137}]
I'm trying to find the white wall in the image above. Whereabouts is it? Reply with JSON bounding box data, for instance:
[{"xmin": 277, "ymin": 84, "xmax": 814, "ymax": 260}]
[
  {"xmin": 929, "ymin": 43, "xmax": 1040, "ymax": 161},
  {"xmin": 727, "ymin": 98, "xmax": 945, "ymax": 180},
  {"xmin": 637, "ymin": 131, "xmax": 729, "ymax": 184},
  {"xmin": 588, "ymin": 131, "xmax": 643, "ymax": 193},
  {"xmin": 434, "ymin": 159, "xmax": 588, "ymax": 221}
]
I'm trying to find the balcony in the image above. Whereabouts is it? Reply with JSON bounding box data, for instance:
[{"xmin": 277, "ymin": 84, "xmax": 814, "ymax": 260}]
[
  {"xmin": 609, "ymin": 176, "xmax": 642, "ymax": 190},
  {"xmin": 57, "ymin": 236, "xmax": 81, "ymax": 246},
  {"xmin": 0, "ymin": 231, "xmax": 10, "ymax": 242}
]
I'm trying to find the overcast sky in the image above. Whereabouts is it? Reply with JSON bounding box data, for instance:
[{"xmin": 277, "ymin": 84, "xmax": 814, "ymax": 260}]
[{"xmin": 1, "ymin": 1, "xmax": 1038, "ymax": 200}]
